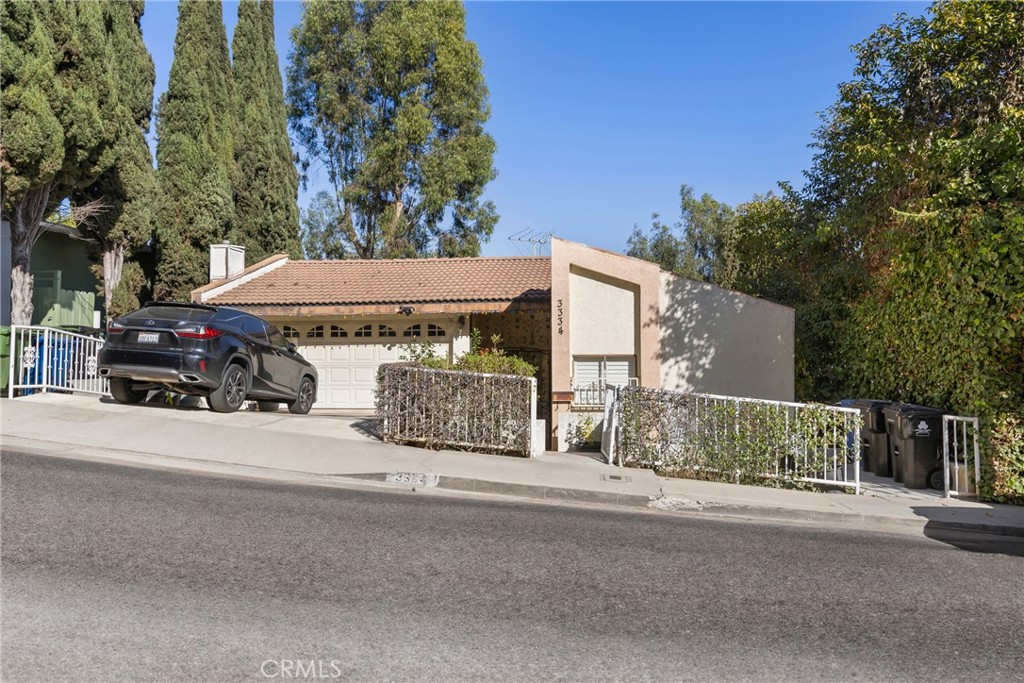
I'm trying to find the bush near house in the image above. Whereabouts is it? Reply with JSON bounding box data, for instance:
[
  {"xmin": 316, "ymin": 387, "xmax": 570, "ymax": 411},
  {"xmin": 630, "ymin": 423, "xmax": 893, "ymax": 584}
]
[{"xmin": 404, "ymin": 330, "xmax": 536, "ymax": 378}]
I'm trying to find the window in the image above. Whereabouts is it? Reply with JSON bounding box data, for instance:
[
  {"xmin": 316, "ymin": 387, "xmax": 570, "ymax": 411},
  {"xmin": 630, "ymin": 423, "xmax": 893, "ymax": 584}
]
[
  {"xmin": 241, "ymin": 316, "xmax": 268, "ymax": 342},
  {"xmin": 307, "ymin": 325, "xmax": 324, "ymax": 338},
  {"xmin": 330, "ymin": 325, "xmax": 347, "ymax": 338},
  {"xmin": 354, "ymin": 324, "xmax": 372, "ymax": 338},
  {"xmin": 378, "ymin": 324, "xmax": 396, "ymax": 338},
  {"xmin": 267, "ymin": 325, "xmax": 289, "ymax": 349},
  {"xmin": 282, "ymin": 325, "xmax": 299, "ymax": 339},
  {"xmin": 427, "ymin": 324, "xmax": 445, "ymax": 338},
  {"xmin": 572, "ymin": 356, "xmax": 636, "ymax": 406},
  {"xmin": 403, "ymin": 324, "xmax": 422, "ymax": 338}
]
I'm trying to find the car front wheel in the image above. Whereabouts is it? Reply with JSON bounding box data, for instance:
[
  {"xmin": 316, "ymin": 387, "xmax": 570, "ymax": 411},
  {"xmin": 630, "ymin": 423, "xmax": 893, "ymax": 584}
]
[
  {"xmin": 208, "ymin": 364, "xmax": 248, "ymax": 413},
  {"xmin": 109, "ymin": 377, "xmax": 147, "ymax": 404},
  {"xmin": 288, "ymin": 376, "xmax": 315, "ymax": 415}
]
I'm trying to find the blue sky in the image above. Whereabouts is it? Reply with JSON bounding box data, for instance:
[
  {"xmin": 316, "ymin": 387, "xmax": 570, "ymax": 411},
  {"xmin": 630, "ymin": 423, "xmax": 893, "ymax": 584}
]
[{"xmin": 140, "ymin": 1, "xmax": 928, "ymax": 257}]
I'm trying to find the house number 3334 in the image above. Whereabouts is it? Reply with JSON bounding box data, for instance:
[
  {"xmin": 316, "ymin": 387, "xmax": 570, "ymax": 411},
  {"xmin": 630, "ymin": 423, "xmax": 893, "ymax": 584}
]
[{"xmin": 557, "ymin": 299, "xmax": 564, "ymax": 335}]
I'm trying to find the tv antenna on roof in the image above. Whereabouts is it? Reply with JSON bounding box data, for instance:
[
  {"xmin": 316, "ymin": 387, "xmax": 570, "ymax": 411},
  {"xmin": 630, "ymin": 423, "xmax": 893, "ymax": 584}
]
[{"xmin": 508, "ymin": 228, "xmax": 554, "ymax": 257}]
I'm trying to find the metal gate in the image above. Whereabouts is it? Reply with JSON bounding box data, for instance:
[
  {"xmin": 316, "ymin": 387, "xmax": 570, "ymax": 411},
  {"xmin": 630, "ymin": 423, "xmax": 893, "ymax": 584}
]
[
  {"xmin": 942, "ymin": 415, "xmax": 981, "ymax": 499},
  {"xmin": 7, "ymin": 325, "xmax": 109, "ymax": 397}
]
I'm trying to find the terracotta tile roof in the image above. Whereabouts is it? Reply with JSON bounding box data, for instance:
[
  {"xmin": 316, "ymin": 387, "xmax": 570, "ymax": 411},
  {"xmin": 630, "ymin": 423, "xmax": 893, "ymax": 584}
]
[{"xmin": 204, "ymin": 256, "xmax": 552, "ymax": 306}]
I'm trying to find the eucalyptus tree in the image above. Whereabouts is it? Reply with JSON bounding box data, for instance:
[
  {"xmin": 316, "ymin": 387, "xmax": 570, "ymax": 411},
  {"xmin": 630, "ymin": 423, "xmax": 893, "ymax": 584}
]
[
  {"xmin": 1, "ymin": 0, "xmax": 121, "ymax": 324},
  {"xmin": 288, "ymin": 0, "xmax": 498, "ymax": 259}
]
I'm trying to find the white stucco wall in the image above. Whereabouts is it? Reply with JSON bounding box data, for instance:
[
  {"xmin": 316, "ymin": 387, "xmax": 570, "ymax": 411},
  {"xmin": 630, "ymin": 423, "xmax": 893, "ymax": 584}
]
[
  {"xmin": 659, "ymin": 271, "xmax": 794, "ymax": 402},
  {"xmin": 568, "ymin": 268, "xmax": 638, "ymax": 357}
]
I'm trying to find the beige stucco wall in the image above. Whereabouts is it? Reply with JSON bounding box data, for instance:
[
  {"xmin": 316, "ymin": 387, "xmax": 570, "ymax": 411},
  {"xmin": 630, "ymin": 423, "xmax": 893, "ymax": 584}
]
[
  {"xmin": 568, "ymin": 268, "xmax": 637, "ymax": 356},
  {"xmin": 658, "ymin": 272, "xmax": 795, "ymax": 402}
]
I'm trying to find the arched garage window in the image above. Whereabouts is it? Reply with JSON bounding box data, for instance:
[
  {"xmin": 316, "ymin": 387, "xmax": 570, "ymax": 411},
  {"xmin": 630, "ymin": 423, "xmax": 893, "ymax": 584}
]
[
  {"xmin": 427, "ymin": 324, "xmax": 445, "ymax": 338},
  {"xmin": 403, "ymin": 324, "xmax": 422, "ymax": 337},
  {"xmin": 282, "ymin": 325, "xmax": 299, "ymax": 339},
  {"xmin": 306, "ymin": 325, "xmax": 324, "ymax": 338},
  {"xmin": 378, "ymin": 325, "xmax": 396, "ymax": 338},
  {"xmin": 354, "ymin": 324, "xmax": 372, "ymax": 338},
  {"xmin": 330, "ymin": 325, "xmax": 347, "ymax": 338}
]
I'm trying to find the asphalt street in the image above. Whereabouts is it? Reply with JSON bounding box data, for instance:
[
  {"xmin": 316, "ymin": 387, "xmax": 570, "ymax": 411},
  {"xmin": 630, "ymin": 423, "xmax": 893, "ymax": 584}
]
[{"xmin": 2, "ymin": 451, "xmax": 1023, "ymax": 682}]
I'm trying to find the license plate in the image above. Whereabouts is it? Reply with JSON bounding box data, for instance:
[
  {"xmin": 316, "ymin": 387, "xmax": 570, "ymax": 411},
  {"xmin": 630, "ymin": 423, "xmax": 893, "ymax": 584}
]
[{"xmin": 137, "ymin": 332, "xmax": 160, "ymax": 344}]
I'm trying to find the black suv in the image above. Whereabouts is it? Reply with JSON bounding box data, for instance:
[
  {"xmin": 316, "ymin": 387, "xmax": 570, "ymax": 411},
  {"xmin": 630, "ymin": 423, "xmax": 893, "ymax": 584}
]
[{"xmin": 98, "ymin": 303, "xmax": 318, "ymax": 414}]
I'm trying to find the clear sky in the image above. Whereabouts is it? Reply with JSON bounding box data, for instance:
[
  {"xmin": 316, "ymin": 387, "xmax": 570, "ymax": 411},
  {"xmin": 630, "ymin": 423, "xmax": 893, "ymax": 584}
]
[{"xmin": 140, "ymin": 1, "xmax": 928, "ymax": 257}]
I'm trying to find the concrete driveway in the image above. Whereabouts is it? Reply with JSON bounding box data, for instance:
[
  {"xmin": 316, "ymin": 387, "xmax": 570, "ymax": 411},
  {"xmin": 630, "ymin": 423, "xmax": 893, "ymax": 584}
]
[{"xmin": 10, "ymin": 392, "xmax": 382, "ymax": 444}]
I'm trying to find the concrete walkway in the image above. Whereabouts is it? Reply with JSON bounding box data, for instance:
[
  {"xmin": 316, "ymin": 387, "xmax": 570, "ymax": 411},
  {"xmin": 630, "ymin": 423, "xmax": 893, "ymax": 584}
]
[{"xmin": 3, "ymin": 393, "xmax": 1022, "ymax": 537}]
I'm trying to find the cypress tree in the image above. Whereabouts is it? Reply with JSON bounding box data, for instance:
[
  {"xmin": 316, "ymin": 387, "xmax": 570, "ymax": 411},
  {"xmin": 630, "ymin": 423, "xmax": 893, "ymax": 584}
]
[
  {"xmin": 75, "ymin": 0, "xmax": 156, "ymax": 319},
  {"xmin": 1, "ymin": 0, "xmax": 122, "ymax": 324},
  {"xmin": 231, "ymin": 0, "xmax": 299, "ymax": 263},
  {"xmin": 154, "ymin": 0, "xmax": 235, "ymax": 301}
]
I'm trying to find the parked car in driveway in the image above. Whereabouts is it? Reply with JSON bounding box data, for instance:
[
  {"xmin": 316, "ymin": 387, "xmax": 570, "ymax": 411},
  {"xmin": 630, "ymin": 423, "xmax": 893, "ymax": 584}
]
[{"xmin": 97, "ymin": 302, "xmax": 317, "ymax": 414}]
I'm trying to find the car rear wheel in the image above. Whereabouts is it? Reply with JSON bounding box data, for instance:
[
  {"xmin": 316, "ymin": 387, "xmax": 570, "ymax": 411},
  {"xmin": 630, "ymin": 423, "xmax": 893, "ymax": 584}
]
[
  {"xmin": 208, "ymin": 364, "xmax": 248, "ymax": 413},
  {"xmin": 109, "ymin": 377, "xmax": 147, "ymax": 404},
  {"xmin": 288, "ymin": 376, "xmax": 315, "ymax": 415}
]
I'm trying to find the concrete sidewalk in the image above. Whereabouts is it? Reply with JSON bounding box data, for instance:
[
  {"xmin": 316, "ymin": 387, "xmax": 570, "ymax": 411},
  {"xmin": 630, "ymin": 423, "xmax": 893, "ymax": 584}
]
[{"xmin": 3, "ymin": 393, "xmax": 1023, "ymax": 537}]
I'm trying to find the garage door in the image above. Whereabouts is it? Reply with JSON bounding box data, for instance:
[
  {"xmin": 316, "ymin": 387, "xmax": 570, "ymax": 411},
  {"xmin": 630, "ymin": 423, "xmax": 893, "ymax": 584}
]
[{"xmin": 298, "ymin": 343, "xmax": 402, "ymax": 409}]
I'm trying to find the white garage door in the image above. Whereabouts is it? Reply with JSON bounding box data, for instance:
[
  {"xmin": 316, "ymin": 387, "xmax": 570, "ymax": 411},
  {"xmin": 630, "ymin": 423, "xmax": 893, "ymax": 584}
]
[{"xmin": 298, "ymin": 343, "xmax": 402, "ymax": 409}]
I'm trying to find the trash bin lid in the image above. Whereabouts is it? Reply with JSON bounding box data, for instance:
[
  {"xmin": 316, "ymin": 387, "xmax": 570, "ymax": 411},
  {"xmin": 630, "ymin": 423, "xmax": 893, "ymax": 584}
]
[{"xmin": 892, "ymin": 403, "xmax": 945, "ymax": 419}]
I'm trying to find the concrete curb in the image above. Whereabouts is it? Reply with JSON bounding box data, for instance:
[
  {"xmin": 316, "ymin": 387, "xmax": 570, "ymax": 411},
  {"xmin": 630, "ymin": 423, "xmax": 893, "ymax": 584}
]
[{"xmin": 4, "ymin": 441, "xmax": 1023, "ymax": 538}]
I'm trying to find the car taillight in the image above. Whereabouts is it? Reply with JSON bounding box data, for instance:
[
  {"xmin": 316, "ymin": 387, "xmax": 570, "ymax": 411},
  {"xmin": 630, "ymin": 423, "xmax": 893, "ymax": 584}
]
[
  {"xmin": 175, "ymin": 325, "xmax": 224, "ymax": 340},
  {"xmin": 107, "ymin": 320, "xmax": 126, "ymax": 334}
]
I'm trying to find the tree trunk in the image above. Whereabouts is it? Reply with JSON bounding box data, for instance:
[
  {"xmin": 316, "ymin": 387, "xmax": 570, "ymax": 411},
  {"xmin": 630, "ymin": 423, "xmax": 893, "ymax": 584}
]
[
  {"xmin": 7, "ymin": 185, "xmax": 51, "ymax": 326},
  {"xmin": 101, "ymin": 243, "xmax": 125, "ymax": 318}
]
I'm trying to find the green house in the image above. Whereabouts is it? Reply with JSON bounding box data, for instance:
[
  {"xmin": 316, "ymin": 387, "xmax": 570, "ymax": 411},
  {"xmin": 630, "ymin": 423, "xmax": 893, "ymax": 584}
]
[{"xmin": 2, "ymin": 219, "xmax": 103, "ymax": 329}]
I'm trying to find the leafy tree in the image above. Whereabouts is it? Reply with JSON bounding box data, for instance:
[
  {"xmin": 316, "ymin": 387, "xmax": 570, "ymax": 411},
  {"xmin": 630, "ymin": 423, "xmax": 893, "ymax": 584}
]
[
  {"xmin": 299, "ymin": 190, "xmax": 347, "ymax": 260},
  {"xmin": 231, "ymin": 0, "xmax": 300, "ymax": 263},
  {"xmin": 1, "ymin": 0, "xmax": 122, "ymax": 324},
  {"xmin": 806, "ymin": 1, "xmax": 1024, "ymax": 501},
  {"xmin": 626, "ymin": 185, "xmax": 737, "ymax": 287},
  {"xmin": 154, "ymin": 0, "xmax": 235, "ymax": 301},
  {"xmin": 75, "ymin": 0, "xmax": 156, "ymax": 319},
  {"xmin": 287, "ymin": 0, "xmax": 498, "ymax": 259}
]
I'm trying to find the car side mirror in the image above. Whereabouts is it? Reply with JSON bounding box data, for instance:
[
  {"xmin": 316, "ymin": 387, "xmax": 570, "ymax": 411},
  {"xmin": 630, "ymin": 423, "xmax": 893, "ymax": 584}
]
[{"xmin": 288, "ymin": 342, "xmax": 297, "ymax": 353}]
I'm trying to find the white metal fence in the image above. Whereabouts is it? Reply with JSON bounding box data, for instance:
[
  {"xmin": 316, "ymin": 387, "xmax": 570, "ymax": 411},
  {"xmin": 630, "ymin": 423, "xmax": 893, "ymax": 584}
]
[
  {"xmin": 7, "ymin": 325, "xmax": 109, "ymax": 397},
  {"xmin": 376, "ymin": 364, "xmax": 540, "ymax": 457},
  {"xmin": 610, "ymin": 387, "xmax": 862, "ymax": 493},
  {"xmin": 942, "ymin": 415, "xmax": 981, "ymax": 499},
  {"xmin": 573, "ymin": 377, "xmax": 637, "ymax": 408}
]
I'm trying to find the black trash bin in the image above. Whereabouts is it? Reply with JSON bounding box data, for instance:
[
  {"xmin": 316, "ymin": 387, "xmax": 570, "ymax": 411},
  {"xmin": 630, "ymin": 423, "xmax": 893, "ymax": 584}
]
[
  {"xmin": 849, "ymin": 399, "xmax": 893, "ymax": 477},
  {"xmin": 882, "ymin": 403, "xmax": 946, "ymax": 489}
]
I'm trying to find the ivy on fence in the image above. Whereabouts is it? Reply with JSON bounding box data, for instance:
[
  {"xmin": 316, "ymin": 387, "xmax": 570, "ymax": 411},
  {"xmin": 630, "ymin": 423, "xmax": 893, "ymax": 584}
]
[
  {"xmin": 616, "ymin": 386, "xmax": 856, "ymax": 488},
  {"xmin": 376, "ymin": 363, "xmax": 534, "ymax": 456}
]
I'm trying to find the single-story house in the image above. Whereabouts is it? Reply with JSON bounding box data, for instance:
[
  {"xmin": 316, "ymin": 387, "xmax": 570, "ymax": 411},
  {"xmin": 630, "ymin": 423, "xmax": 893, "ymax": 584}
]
[
  {"xmin": 1, "ymin": 218, "xmax": 102, "ymax": 328},
  {"xmin": 192, "ymin": 238, "xmax": 794, "ymax": 450}
]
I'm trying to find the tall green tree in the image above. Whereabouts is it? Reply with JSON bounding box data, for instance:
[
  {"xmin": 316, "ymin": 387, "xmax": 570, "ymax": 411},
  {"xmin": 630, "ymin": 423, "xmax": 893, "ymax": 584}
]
[
  {"xmin": 231, "ymin": 0, "xmax": 299, "ymax": 263},
  {"xmin": 154, "ymin": 0, "xmax": 235, "ymax": 301},
  {"xmin": 1, "ymin": 0, "xmax": 121, "ymax": 325},
  {"xmin": 75, "ymin": 0, "xmax": 156, "ymax": 319},
  {"xmin": 806, "ymin": 1, "xmax": 1024, "ymax": 501},
  {"xmin": 626, "ymin": 184, "xmax": 738, "ymax": 287},
  {"xmin": 287, "ymin": 0, "xmax": 498, "ymax": 259}
]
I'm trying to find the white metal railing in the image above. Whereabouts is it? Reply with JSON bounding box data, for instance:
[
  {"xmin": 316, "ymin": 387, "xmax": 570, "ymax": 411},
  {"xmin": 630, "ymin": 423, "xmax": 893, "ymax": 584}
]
[
  {"xmin": 942, "ymin": 415, "xmax": 981, "ymax": 499},
  {"xmin": 613, "ymin": 387, "xmax": 862, "ymax": 493},
  {"xmin": 377, "ymin": 364, "xmax": 539, "ymax": 457},
  {"xmin": 8, "ymin": 325, "xmax": 109, "ymax": 397},
  {"xmin": 573, "ymin": 377, "xmax": 638, "ymax": 407}
]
